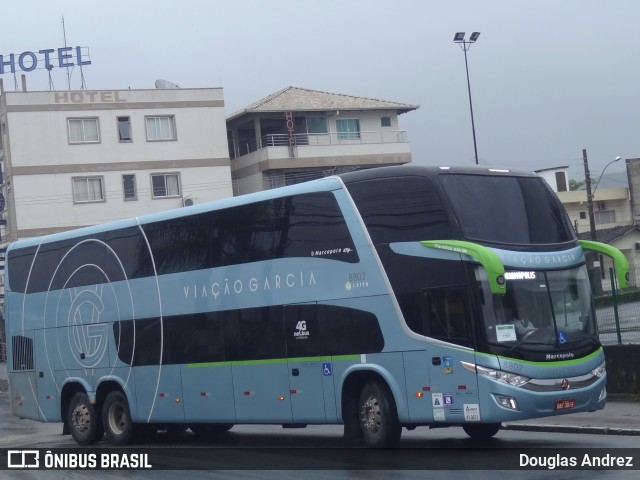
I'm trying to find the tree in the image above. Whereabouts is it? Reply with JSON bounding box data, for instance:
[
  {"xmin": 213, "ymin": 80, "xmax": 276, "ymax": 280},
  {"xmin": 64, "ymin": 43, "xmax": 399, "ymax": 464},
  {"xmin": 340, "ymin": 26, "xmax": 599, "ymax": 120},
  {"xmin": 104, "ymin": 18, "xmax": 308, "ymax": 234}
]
[{"xmin": 569, "ymin": 179, "xmax": 585, "ymax": 191}]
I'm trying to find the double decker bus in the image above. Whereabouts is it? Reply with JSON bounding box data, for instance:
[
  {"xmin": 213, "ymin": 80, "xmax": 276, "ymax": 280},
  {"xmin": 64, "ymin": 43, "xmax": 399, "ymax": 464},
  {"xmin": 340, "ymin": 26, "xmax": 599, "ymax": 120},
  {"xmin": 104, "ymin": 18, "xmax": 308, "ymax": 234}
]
[{"xmin": 5, "ymin": 165, "xmax": 628, "ymax": 448}]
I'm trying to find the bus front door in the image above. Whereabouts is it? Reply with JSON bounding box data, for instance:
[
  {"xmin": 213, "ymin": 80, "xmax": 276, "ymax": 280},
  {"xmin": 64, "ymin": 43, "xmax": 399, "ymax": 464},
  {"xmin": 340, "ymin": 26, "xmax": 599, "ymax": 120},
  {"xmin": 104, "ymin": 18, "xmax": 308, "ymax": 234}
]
[{"xmin": 424, "ymin": 287, "xmax": 482, "ymax": 424}]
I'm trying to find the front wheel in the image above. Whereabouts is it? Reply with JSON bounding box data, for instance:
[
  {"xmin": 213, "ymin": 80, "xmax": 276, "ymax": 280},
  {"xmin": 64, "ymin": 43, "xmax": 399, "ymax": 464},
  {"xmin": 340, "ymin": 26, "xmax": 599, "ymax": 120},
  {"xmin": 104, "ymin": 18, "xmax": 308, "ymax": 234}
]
[
  {"xmin": 102, "ymin": 390, "xmax": 135, "ymax": 445},
  {"xmin": 462, "ymin": 423, "xmax": 501, "ymax": 440},
  {"xmin": 358, "ymin": 381, "xmax": 402, "ymax": 448},
  {"xmin": 67, "ymin": 392, "xmax": 103, "ymax": 445}
]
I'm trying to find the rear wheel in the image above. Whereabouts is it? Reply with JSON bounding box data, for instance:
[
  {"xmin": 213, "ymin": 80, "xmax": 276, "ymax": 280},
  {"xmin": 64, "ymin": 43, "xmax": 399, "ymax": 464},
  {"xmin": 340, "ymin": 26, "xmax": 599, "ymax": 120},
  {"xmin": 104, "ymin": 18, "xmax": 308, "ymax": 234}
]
[
  {"xmin": 463, "ymin": 423, "xmax": 501, "ymax": 440},
  {"xmin": 67, "ymin": 392, "xmax": 103, "ymax": 445},
  {"xmin": 358, "ymin": 381, "xmax": 402, "ymax": 448},
  {"xmin": 102, "ymin": 390, "xmax": 135, "ymax": 445}
]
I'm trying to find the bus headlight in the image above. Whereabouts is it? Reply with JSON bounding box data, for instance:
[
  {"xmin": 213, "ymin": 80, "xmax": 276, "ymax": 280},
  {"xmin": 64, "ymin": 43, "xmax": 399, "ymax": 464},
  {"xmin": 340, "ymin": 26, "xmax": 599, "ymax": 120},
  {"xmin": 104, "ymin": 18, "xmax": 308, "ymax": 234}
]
[
  {"xmin": 591, "ymin": 361, "xmax": 606, "ymax": 378},
  {"xmin": 475, "ymin": 365, "xmax": 531, "ymax": 387}
]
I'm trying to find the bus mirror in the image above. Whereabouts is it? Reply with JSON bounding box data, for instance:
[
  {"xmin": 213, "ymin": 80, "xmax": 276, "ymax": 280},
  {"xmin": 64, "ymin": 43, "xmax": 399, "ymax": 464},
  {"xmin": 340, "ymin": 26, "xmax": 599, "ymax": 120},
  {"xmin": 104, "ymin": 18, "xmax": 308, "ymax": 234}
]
[
  {"xmin": 420, "ymin": 240, "xmax": 507, "ymax": 295},
  {"xmin": 578, "ymin": 240, "xmax": 630, "ymax": 289}
]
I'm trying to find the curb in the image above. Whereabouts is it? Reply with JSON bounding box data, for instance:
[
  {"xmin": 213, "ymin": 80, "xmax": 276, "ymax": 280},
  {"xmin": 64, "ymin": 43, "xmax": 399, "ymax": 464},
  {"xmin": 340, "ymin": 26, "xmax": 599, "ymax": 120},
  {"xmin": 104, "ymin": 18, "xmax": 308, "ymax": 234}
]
[{"xmin": 503, "ymin": 423, "xmax": 640, "ymax": 436}]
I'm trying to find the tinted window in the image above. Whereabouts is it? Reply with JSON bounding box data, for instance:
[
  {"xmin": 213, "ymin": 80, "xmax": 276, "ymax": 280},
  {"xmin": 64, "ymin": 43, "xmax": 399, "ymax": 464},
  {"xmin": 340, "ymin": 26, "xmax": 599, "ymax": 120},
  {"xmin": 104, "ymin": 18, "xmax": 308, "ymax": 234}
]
[
  {"xmin": 284, "ymin": 304, "xmax": 384, "ymax": 357},
  {"xmin": 115, "ymin": 318, "xmax": 167, "ymax": 367},
  {"xmin": 438, "ymin": 174, "xmax": 575, "ymax": 245},
  {"xmin": 345, "ymin": 176, "xmax": 451, "ymax": 244},
  {"xmin": 397, "ymin": 287, "xmax": 473, "ymax": 347},
  {"xmin": 142, "ymin": 191, "xmax": 358, "ymax": 275},
  {"xmin": 167, "ymin": 313, "xmax": 225, "ymax": 364},
  {"xmin": 224, "ymin": 307, "xmax": 285, "ymax": 361},
  {"xmin": 8, "ymin": 226, "xmax": 154, "ymax": 294},
  {"xmin": 274, "ymin": 193, "xmax": 358, "ymax": 262},
  {"xmin": 114, "ymin": 304, "xmax": 383, "ymax": 366}
]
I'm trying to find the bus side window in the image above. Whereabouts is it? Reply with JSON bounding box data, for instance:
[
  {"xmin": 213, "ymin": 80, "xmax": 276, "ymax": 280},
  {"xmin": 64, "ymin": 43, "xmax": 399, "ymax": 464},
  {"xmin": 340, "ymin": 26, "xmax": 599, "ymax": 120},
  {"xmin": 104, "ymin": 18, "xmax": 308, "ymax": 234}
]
[
  {"xmin": 425, "ymin": 287, "xmax": 473, "ymax": 346},
  {"xmin": 397, "ymin": 292, "xmax": 427, "ymax": 336}
]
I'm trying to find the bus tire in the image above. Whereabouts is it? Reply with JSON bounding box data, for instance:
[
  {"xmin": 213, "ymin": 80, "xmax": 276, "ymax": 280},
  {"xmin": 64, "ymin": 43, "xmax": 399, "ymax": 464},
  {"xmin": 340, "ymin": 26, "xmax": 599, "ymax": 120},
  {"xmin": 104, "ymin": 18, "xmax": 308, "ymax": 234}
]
[
  {"xmin": 462, "ymin": 423, "xmax": 501, "ymax": 440},
  {"xmin": 358, "ymin": 381, "xmax": 402, "ymax": 448},
  {"xmin": 67, "ymin": 392, "xmax": 104, "ymax": 445},
  {"xmin": 102, "ymin": 390, "xmax": 135, "ymax": 445}
]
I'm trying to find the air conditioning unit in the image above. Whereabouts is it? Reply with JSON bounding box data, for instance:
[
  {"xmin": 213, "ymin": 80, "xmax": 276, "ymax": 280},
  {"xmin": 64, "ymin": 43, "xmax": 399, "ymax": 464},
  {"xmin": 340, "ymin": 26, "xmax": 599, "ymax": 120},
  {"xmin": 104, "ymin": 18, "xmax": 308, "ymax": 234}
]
[
  {"xmin": 183, "ymin": 198, "xmax": 194, "ymax": 207},
  {"xmin": 598, "ymin": 202, "xmax": 606, "ymax": 210}
]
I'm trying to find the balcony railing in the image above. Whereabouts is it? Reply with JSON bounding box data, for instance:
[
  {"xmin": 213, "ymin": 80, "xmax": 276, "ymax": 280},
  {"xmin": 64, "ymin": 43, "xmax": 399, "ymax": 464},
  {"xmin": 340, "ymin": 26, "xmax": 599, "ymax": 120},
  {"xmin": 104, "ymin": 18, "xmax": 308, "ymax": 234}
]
[{"xmin": 234, "ymin": 130, "xmax": 409, "ymax": 158}]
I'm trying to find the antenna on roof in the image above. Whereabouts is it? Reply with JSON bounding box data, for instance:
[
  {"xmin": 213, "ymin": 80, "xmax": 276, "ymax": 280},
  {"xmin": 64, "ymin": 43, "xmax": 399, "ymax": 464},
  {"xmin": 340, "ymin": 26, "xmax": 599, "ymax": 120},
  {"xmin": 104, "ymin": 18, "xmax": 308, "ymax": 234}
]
[{"xmin": 155, "ymin": 79, "xmax": 180, "ymax": 89}]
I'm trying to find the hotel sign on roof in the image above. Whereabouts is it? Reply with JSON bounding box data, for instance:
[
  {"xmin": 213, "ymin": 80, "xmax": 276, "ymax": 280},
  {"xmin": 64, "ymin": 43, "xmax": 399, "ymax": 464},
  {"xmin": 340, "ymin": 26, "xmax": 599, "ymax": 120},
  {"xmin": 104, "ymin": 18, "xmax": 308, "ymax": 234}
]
[{"xmin": 0, "ymin": 47, "xmax": 91, "ymax": 74}]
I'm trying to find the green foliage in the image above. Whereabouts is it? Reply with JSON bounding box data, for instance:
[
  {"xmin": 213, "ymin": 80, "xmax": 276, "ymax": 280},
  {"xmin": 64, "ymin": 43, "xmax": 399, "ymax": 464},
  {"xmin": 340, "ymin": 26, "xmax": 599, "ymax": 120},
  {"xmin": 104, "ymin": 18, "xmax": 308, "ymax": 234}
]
[{"xmin": 569, "ymin": 179, "xmax": 585, "ymax": 191}]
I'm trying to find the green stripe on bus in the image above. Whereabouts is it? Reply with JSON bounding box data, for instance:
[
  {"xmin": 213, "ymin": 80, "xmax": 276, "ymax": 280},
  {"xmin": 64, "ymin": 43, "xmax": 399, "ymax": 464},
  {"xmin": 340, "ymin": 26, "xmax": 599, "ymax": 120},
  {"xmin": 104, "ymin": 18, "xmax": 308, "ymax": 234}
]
[
  {"xmin": 187, "ymin": 354, "xmax": 360, "ymax": 368},
  {"xmin": 420, "ymin": 240, "xmax": 506, "ymax": 295}
]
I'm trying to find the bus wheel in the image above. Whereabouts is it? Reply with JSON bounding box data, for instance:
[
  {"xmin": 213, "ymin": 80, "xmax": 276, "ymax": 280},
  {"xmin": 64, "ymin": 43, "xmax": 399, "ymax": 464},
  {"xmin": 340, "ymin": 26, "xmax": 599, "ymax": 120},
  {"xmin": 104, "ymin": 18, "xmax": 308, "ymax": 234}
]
[
  {"xmin": 358, "ymin": 381, "xmax": 402, "ymax": 448},
  {"xmin": 463, "ymin": 423, "xmax": 501, "ymax": 440},
  {"xmin": 67, "ymin": 392, "xmax": 104, "ymax": 445},
  {"xmin": 102, "ymin": 390, "xmax": 134, "ymax": 445}
]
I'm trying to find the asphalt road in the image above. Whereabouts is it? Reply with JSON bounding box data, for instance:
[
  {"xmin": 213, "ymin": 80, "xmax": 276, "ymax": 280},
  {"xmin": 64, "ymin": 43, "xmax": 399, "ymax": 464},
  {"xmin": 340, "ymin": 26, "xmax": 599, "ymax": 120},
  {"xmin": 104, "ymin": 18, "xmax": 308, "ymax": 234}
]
[{"xmin": 0, "ymin": 388, "xmax": 638, "ymax": 479}]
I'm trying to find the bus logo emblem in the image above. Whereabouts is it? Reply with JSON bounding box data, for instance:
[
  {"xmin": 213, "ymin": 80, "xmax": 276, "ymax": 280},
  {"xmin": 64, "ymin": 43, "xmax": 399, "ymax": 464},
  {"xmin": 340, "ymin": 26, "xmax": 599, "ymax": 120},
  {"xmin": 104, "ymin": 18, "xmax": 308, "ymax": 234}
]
[{"xmin": 561, "ymin": 378, "xmax": 570, "ymax": 390}]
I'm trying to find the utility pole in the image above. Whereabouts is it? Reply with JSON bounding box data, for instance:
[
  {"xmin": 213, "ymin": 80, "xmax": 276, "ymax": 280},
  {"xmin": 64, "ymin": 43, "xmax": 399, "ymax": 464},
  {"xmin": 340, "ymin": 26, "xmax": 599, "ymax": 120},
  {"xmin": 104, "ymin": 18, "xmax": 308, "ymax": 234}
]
[
  {"xmin": 582, "ymin": 148, "xmax": 602, "ymax": 294},
  {"xmin": 583, "ymin": 148, "xmax": 597, "ymax": 242}
]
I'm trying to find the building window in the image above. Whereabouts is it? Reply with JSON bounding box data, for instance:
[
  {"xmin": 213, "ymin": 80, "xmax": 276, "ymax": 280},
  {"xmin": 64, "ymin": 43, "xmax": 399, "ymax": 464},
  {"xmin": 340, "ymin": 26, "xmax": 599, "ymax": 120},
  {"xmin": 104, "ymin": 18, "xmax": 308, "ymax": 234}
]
[
  {"xmin": 555, "ymin": 171, "xmax": 567, "ymax": 192},
  {"xmin": 118, "ymin": 116, "xmax": 132, "ymax": 142},
  {"xmin": 72, "ymin": 176, "xmax": 104, "ymax": 203},
  {"xmin": 336, "ymin": 119, "xmax": 360, "ymax": 140},
  {"xmin": 381, "ymin": 116, "xmax": 391, "ymax": 127},
  {"xmin": 123, "ymin": 174, "xmax": 137, "ymax": 200},
  {"xmin": 146, "ymin": 116, "xmax": 176, "ymax": 141},
  {"xmin": 68, "ymin": 118, "xmax": 100, "ymax": 144},
  {"xmin": 306, "ymin": 116, "xmax": 328, "ymax": 134},
  {"xmin": 151, "ymin": 173, "xmax": 180, "ymax": 198},
  {"xmin": 594, "ymin": 210, "xmax": 616, "ymax": 225},
  {"xmin": 579, "ymin": 212, "xmax": 587, "ymax": 220}
]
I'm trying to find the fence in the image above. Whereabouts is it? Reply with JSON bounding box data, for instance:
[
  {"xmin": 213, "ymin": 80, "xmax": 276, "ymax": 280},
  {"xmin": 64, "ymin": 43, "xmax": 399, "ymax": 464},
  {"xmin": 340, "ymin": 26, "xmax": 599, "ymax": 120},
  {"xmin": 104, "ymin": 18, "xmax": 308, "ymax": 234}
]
[{"xmin": 596, "ymin": 267, "xmax": 640, "ymax": 345}]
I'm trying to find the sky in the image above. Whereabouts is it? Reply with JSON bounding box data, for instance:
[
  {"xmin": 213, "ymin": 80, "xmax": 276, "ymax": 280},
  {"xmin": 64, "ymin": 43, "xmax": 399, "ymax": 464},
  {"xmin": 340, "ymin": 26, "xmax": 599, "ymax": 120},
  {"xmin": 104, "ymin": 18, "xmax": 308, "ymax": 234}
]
[{"xmin": 2, "ymin": 0, "xmax": 638, "ymax": 186}]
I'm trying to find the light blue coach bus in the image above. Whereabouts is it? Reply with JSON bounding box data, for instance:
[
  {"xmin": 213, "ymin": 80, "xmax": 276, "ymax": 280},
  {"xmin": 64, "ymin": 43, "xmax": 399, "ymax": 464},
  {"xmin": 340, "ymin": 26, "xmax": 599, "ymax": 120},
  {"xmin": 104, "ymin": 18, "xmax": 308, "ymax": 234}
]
[{"xmin": 5, "ymin": 165, "xmax": 628, "ymax": 448}]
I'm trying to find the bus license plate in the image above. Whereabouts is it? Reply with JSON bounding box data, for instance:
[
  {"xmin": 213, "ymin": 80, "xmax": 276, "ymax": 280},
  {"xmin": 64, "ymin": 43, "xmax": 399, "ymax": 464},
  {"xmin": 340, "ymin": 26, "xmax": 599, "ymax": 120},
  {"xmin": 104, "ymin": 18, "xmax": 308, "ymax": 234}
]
[{"xmin": 555, "ymin": 399, "xmax": 575, "ymax": 410}]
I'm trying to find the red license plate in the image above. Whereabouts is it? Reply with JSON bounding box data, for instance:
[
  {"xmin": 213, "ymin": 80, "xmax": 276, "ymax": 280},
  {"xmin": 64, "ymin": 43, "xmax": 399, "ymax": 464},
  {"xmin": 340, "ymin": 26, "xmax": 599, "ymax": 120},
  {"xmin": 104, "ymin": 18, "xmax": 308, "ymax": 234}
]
[{"xmin": 555, "ymin": 398, "xmax": 576, "ymax": 410}]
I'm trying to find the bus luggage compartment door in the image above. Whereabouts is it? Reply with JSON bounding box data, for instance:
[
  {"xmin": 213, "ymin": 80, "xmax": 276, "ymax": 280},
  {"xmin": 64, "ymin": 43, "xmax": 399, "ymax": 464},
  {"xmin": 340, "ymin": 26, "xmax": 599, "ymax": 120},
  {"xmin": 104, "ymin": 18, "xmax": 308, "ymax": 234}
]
[{"xmin": 285, "ymin": 304, "xmax": 328, "ymax": 423}]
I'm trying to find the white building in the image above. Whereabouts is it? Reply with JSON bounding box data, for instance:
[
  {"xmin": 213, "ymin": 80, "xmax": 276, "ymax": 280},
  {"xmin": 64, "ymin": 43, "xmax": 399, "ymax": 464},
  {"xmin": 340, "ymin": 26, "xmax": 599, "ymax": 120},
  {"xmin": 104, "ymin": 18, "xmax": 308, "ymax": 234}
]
[
  {"xmin": 535, "ymin": 166, "xmax": 631, "ymax": 234},
  {"xmin": 226, "ymin": 86, "xmax": 418, "ymax": 194},
  {"xmin": 0, "ymin": 83, "xmax": 233, "ymax": 242}
]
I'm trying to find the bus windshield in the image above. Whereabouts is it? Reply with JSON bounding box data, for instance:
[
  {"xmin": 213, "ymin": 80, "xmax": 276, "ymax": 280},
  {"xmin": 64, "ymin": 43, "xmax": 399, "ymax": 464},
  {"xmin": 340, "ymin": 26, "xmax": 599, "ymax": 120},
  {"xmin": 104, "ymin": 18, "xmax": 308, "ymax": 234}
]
[
  {"xmin": 477, "ymin": 265, "xmax": 597, "ymax": 349},
  {"xmin": 438, "ymin": 173, "xmax": 575, "ymax": 245}
]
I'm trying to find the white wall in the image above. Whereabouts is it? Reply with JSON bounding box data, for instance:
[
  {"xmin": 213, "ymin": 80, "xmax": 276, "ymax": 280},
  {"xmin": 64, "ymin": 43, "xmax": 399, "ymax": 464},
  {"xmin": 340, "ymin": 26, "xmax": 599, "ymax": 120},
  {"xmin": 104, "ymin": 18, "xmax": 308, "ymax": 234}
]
[{"xmin": 3, "ymin": 88, "xmax": 233, "ymax": 238}]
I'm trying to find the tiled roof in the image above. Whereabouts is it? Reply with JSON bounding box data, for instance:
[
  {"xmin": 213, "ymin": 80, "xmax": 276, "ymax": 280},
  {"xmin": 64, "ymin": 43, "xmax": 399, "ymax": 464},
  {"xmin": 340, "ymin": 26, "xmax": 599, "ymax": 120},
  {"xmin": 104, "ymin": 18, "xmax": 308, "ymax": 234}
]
[
  {"xmin": 227, "ymin": 86, "xmax": 419, "ymax": 121},
  {"xmin": 577, "ymin": 224, "xmax": 640, "ymax": 243}
]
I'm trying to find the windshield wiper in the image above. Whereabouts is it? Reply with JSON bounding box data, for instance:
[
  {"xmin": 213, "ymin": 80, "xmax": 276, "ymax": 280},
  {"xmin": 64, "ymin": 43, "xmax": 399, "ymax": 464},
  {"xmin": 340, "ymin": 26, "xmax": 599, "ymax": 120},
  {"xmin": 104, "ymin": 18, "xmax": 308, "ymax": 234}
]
[{"xmin": 561, "ymin": 337, "xmax": 600, "ymax": 348}]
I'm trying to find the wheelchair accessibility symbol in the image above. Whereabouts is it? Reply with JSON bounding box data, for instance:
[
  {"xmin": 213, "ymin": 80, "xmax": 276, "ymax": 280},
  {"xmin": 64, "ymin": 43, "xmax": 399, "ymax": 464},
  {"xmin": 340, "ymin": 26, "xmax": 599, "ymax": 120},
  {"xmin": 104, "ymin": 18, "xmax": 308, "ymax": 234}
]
[{"xmin": 323, "ymin": 363, "xmax": 333, "ymax": 376}]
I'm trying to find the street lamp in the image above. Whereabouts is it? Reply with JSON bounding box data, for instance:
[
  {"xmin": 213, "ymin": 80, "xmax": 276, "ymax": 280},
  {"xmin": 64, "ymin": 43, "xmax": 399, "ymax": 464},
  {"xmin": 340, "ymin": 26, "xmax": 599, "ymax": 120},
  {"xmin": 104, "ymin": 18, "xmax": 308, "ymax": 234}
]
[
  {"xmin": 584, "ymin": 152, "xmax": 622, "ymax": 242},
  {"xmin": 453, "ymin": 31, "xmax": 481, "ymax": 165},
  {"xmin": 583, "ymin": 151, "xmax": 621, "ymax": 295},
  {"xmin": 592, "ymin": 156, "xmax": 622, "ymax": 197}
]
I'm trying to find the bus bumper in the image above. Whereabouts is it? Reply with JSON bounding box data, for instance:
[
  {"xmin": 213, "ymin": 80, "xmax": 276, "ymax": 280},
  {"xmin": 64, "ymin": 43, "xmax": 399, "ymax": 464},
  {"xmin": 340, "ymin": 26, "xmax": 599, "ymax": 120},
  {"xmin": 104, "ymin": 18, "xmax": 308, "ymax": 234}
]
[{"xmin": 475, "ymin": 374, "xmax": 607, "ymax": 423}]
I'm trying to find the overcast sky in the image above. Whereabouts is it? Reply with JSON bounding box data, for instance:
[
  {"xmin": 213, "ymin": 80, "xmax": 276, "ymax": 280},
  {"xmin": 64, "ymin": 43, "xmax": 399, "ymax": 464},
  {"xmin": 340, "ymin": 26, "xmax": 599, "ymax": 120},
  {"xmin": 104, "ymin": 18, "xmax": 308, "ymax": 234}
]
[{"xmin": 3, "ymin": 0, "xmax": 638, "ymax": 185}]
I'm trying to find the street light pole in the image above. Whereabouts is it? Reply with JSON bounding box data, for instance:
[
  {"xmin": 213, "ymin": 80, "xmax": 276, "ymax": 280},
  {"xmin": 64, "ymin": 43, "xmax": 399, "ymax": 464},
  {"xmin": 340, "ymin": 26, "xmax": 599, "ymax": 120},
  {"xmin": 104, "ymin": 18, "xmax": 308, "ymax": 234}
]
[
  {"xmin": 583, "ymin": 149, "xmax": 598, "ymax": 242},
  {"xmin": 582, "ymin": 149, "xmax": 621, "ymax": 295},
  {"xmin": 584, "ymin": 150, "xmax": 622, "ymax": 242},
  {"xmin": 454, "ymin": 32, "xmax": 481, "ymax": 165}
]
